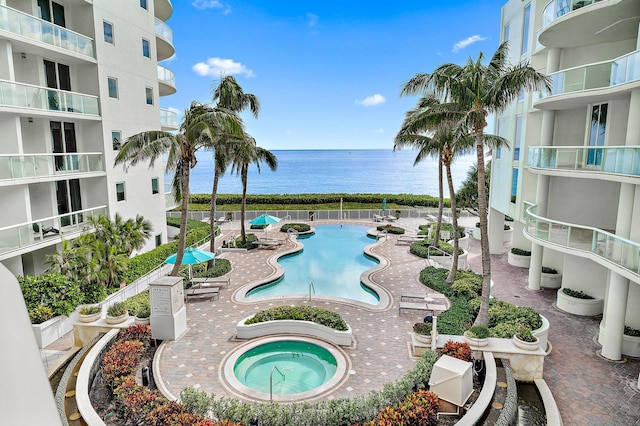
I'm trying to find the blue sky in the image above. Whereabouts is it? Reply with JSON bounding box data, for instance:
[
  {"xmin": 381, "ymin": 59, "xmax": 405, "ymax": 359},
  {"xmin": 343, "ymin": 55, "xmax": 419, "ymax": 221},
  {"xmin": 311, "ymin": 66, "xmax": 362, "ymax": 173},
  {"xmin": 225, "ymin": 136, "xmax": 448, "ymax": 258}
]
[{"xmin": 161, "ymin": 0, "xmax": 506, "ymax": 150}]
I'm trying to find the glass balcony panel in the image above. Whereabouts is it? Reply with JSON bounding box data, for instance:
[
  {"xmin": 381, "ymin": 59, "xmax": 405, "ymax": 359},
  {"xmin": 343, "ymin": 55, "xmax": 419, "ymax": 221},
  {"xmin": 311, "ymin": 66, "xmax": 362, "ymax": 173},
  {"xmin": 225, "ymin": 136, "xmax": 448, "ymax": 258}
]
[
  {"xmin": 611, "ymin": 51, "xmax": 640, "ymax": 86},
  {"xmin": 541, "ymin": 0, "xmax": 610, "ymax": 29},
  {"xmin": 157, "ymin": 66, "xmax": 176, "ymax": 86},
  {"xmin": 567, "ymin": 226, "xmax": 594, "ymax": 251},
  {"xmin": 160, "ymin": 108, "xmax": 178, "ymax": 128},
  {"xmin": 155, "ymin": 18, "xmax": 173, "ymax": 43},
  {"xmin": 0, "ymin": 80, "xmax": 99, "ymax": 116},
  {"xmin": 0, "ymin": 5, "xmax": 94, "ymax": 58},
  {"xmin": 0, "ymin": 153, "xmax": 103, "ymax": 182}
]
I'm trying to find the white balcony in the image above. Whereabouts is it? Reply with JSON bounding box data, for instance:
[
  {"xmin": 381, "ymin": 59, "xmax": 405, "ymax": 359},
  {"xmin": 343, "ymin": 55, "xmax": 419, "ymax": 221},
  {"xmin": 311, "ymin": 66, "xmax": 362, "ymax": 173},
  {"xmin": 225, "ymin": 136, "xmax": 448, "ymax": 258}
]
[
  {"xmin": 0, "ymin": 205, "xmax": 107, "ymax": 259},
  {"xmin": 541, "ymin": 0, "xmax": 609, "ymax": 29},
  {"xmin": 0, "ymin": 79, "xmax": 100, "ymax": 117},
  {"xmin": 155, "ymin": 18, "xmax": 175, "ymax": 61},
  {"xmin": 0, "ymin": 153, "xmax": 105, "ymax": 187},
  {"xmin": 160, "ymin": 108, "xmax": 178, "ymax": 130},
  {"xmin": 528, "ymin": 146, "xmax": 640, "ymax": 184},
  {"xmin": 524, "ymin": 202, "xmax": 640, "ymax": 282},
  {"xmin": 154, "ymin": 0, "xmax": 173, "ymax": 21},
  {"xmin": 0, "ymin": 4, "xmax": 95, "ymax": 60},
  {"xmin": 158, "ymin": 65, "xmax": 176, "ymax": 96}
]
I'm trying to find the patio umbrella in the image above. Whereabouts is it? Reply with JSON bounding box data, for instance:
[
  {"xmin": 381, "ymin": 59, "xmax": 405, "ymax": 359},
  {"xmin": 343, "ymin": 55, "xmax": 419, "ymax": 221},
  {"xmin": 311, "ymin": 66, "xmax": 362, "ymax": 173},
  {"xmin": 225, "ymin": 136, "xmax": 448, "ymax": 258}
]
[
  {"xmin": 382, "ymin": 198, "xmax": 387, "ymax": 214},
  {"xmin": 165, "ymin": 247, "xmax": 215, "ymax": 279},
  {"xmin": 250, "ymin": 214, "xmax": 282, "ymax": 237}
]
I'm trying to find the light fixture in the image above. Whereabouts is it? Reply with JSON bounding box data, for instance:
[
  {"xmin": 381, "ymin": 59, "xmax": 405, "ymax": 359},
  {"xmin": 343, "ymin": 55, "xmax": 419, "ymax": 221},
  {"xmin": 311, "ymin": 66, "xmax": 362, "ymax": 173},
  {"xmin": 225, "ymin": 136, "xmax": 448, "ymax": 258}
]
[
  {"xmin": 21, "ymin": 52, "xmax": 26, "ymax": 59},
  {"xmin": 28, "ymin": 117, "xmax": 33, "ymax": 123}
]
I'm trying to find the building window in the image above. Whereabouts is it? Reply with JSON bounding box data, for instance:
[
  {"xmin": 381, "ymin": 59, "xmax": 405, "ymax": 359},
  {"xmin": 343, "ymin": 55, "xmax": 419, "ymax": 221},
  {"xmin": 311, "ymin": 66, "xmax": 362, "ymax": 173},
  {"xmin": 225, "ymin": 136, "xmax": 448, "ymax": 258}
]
[
  {"xmin": 140, "ymin": 0, "xmax": 148, "ymax": 10},
  {"xmin": 511, "ymin": 168, "xmax": 519, "ymax": 201},
  {"xmin": 108, "ymin": 77, "xmax": 118, "ymax": 98},
  {"xmin": 116, "ymin": 182, "xmax": 125, "ymax": 201},
  {"xmin": 103, "ymin": 20, "xmax": 114, "ymax": 44},
  {"xmin": 155, "ymin": 234, "xmax": 162, "ymax": 247},
  {"xmin": 521, "ymin": 4, "xmax": 530, "ymax": 55},
  {"xmin": 142, "ymin": 38, "xmax": 150, "ymax": 58},
  {"xmin": 145, "ymin": 87, "xmax": 153, "ymax": 105},
  {"xmin": 112, "ymin": 131, "xmax": 121, "ymax": 150},
  {"xmin": 503, "ymin": 23, "xmax": 510, "ymax": 43},
  {"xmin": 151, "ymin": 177, "xmax": 159, "ymax": 194},
  {"xmin": 588, "ymin": 103, "xmax": 608, "ymax": 166},
  {"xmin": 514, "ymin": 115, "xmax": 523, "ymax": 161}
]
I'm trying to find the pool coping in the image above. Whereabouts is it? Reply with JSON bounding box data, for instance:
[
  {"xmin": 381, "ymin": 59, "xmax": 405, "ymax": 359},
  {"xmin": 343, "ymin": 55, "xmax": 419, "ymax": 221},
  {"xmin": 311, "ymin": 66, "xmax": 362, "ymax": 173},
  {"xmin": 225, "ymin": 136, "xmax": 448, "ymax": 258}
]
[{"xmin": 231, "ymin": 224, "xmax": 393, "ymax": 311}]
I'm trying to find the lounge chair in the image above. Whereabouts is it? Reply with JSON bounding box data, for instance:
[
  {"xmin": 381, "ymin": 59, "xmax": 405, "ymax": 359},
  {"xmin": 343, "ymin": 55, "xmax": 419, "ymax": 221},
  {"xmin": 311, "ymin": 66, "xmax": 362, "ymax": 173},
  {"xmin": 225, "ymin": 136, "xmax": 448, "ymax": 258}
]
[
  {"xmin": 215, "ymin": 215, "xmax": 226, "ymax": 224},
  {"xmin": 33, "ymin": 223, "xmax": 59, "ymax": 236},
  {"xmin": 185, "ymin": 287, "xmax": 219, "ymax": 302},
  {"xmin": 373, "ymin": 214, "xmax": 384, "ymax": 222},
  {"xmin": 190, "ymin": 277, "xmax": 230, "ymax": 289},
  {"xmin": 384, "ymin": 215, "xmax": 398, "ymax": 222},
  {"xmin": 396, "ymin": 235, "xmax": 427, "ymax": 245}
]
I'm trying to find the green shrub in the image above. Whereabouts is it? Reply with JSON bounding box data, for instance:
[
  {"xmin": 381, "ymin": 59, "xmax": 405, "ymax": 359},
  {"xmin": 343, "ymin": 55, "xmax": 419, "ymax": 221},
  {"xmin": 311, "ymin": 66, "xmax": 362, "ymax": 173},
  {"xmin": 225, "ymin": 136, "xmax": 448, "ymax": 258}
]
[
  {"xmin": 280, "ymin": 223, "xmax": 311, "ymax": 233},
  {"xmin": 412, "ymin": 322, "xmax": 432, "ymax": 335},
  {"xmin": 29, "ymin": 305, "xmax": 55, "ymax": 324},
  {"xmin": 245, "ymin": 305, "xmax": 348, "ymax": 331},
  {"xmin": 418, "ymin": 267, "xmax": 473, "ymax": 335},
  {"xmin": 515, "ymin": 328, "xmax": 537, "ymax": 342},
  {"xmin": 376, "ymin": 225, "xmax": 405, "ymax": 234},
  {"xmin": 562, "ymin": 288, "xmax": 594, "ymax": 299},
  {"xmin": 541, "ymin": 266, "xmax": 558, "ymax": 274},
  {"xmin": 184, "ymin": 259, "xmax": 232, "ymax": 285},
  {"xmin": 489, "ymin": 322, "xmax": 521, "ymax": 339},
  {"xmin": 107, "ymin": 302, "xmax": 128, "ymax": 317},
  {"xmin": 467, "ymin": 325, "xmax": 490, "ymax": 339},
  {"xmin": 19, "ymin": 273, "xmax": 83, "ymax": 317},
  {"xmin": 123, "ymin": 291, "xmax": 150, "ymax": 317},
  {"xmin": 222, "ymin": 234, "xmax": 258, "ymax": 250},
  {"xmin": 79, "ymin": 306, "xmax": 101, "ymax": 315},
  {"xmin": 510, "ymin": 247, "xmax": 531, "ymax": 256},
  {"xmin": 624, "ymin": 326, "xmax": 640, "ymax": 337},
  {"xmin": 451, "ymin": 274, "xmax": 482, "ymax": 300},
  {"xmin": 409, "ymin": 239, "xmax": 463, "ymax": 258}
]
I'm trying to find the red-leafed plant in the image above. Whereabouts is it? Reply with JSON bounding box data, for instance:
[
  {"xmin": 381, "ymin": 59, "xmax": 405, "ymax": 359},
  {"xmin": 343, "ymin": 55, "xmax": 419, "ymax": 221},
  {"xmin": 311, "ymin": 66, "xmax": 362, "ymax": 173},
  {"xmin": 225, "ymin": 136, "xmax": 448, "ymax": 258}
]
[
  {"xmin": 116, "ymin": 324, "xmax": 152, "ymax": 347},
  {"xmin": 101, "ymin": 340, "xmax": 145, "ymax": 387},
  {"xmin": 372, "ymin": 390, "xmax": 439, "ymax": 425},
  {"xmin": 441, "ymin": 340, "xmax": 472, "ymax": 362}
]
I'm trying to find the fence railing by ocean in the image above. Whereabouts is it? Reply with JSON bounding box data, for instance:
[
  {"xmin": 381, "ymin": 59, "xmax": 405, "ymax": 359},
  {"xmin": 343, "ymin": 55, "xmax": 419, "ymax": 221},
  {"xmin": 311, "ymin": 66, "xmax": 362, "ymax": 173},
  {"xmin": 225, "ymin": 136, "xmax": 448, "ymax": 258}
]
[{"xmin": 167, "ymin": 208, "xmax": 470, "ymax": 222}]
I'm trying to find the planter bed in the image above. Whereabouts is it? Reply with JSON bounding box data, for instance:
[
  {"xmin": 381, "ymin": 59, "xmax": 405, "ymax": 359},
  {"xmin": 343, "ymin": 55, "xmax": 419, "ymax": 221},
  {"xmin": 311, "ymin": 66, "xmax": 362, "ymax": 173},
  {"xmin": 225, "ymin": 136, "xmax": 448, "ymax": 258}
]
[
  {"xmin": 540, "ymin": 272, "xmax": 562, "ymax": 289},
  {"xmin": 507, "ymin": 251, "xmax": 531, "ymax": 268},
  {"xmin": 556, "ymin": 289, "xmax": 603, "ymax": 316},
  {"xmin": 236, "ymin": 315, "xmax": 353, "ymax": 346}
]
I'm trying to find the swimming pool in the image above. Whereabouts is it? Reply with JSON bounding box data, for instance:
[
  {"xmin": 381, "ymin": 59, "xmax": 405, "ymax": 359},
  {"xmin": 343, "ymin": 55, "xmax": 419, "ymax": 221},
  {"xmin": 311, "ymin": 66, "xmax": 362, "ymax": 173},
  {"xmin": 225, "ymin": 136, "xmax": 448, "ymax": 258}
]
[{"xmin": 246, "ymin": 224, "xmax": 380, "ymax": 304}]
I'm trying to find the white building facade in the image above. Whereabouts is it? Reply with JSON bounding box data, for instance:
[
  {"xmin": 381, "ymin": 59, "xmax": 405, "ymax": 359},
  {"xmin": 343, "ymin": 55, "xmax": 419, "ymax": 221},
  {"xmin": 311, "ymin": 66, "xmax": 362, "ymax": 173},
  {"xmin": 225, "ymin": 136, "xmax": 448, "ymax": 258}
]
[
  {"xmin": 492, "ymin": 0, "xmax": 640, "ymax": 360},
  {"xmin": 0, "ymin": 0, "xmax": 179, "ymax": 277}
]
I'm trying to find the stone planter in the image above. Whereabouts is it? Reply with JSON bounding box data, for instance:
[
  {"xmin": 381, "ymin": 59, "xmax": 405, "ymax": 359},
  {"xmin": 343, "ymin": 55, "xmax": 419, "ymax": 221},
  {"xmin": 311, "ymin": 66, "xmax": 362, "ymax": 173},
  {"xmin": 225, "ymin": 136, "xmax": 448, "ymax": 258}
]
[
  {"xmin": 532, "ymin": 314, "xmax": 550, "ymax": 351},
  {"xmin": 598, "ymin": 323, "xmax": 640, "ymax": 358},
  {"xmin": 513, "ymin": 334, "xmax": 540, "ymax": 351},
  {"xmin": 32, "ymin": 316, "xmax": 63, "ymax": 349},
  {"xmin": 503, "ymin": 226, "xmax": 513, "ymax": 242},
  {"xmin": 413, "ymin": 332, "xmax": 432, "ymax": 345},
  {"xmin": 540, "ymin": 272, "xmax": 562, "ymax": 289},
  {"xmin": 556, "ymin": 289, "xmax": 603, "ymax": 316},
  {"xmin": 236, "ymin": 316, "xmax": 353, "ymax": 346},
  {"xmin": 446, "ymin": 234, "xmax": 470, "ymax": 250},
  {"xmin": 134, "ymin": 316, "xmax": 150, "ymax": 325},
  {"xmin": 472, "ymin": 226, "xmax": 481, "ymax": 240},
  {"xmin": 105, "ymin": 313, "xmax": 129, "ymax": 325},
  {"xmin": 79, "ymin": 312, "xmax": 102, "ymax": 323},
  {"xmin": 463, "ymin": 331, "xmax": 489, "ymax": 347},
  {"xmin": 507, "ymin": 251, "xmax": 531, "ymax": 268}
]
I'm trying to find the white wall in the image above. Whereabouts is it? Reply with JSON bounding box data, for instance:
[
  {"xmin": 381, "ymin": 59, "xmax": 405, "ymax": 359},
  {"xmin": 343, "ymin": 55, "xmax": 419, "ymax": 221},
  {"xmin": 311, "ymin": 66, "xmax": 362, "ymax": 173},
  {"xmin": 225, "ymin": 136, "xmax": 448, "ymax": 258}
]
[{"xmin": 562, "ymin": 255, "xmax": 608, "ymax": 299}]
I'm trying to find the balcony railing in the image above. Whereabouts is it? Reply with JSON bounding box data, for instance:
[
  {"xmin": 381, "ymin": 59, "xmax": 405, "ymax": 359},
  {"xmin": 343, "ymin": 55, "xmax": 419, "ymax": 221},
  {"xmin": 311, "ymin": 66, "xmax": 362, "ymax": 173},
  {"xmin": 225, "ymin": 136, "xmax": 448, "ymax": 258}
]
[
  {"xmin": 157, "ymin": 65, "xmax": 176, "ymax": 87},
  {"xmin": 528, "ymin": 146, "xmax": 640, "ymax": 177},
  {"xmin": 160, "ymin": 108, "xmax": 178, "ymax": 129},
  {"xmin": 155, "ymin": 18, "xmax": 173, "ymax": 44},
  {"xmin": 0, "ymin": 79, "xmax": 99, "ymax": 116},
  {"xmin": 0, "ymin": 205, "xmax": 107, "ymax": 256},
  {"xmin": 0, "ymin": 153, "xmax": 105, "ymax": 182},
  {"xmin": 524, "ymin": 202, "xmax": 640, "ymax": 279},
  {"xmin": 165, "ymin": 191, "xmax": 179, "ymax": 210},
  {"xmin": 542, "ymin": 0, "xmax": 609, "ymax": 29},
  {"xmin": 538, "ymin": 50, "xmax": 640, "ymax": 99},
  {"xmin": 0, "ymin": 4, "xmax": 94, "ymax": 58}
]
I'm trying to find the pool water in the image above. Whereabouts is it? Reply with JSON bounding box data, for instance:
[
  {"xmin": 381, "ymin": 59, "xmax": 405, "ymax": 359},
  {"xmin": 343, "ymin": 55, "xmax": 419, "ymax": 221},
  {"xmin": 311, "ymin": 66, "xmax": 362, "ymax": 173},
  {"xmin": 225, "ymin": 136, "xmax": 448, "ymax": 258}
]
[
  {"xmin": 246, "ymin": 224, "xmax": 379, "ymax": 304},
  {"xmin": 233, "ymin": 340, "xmax": 338, "ymax": 395}
]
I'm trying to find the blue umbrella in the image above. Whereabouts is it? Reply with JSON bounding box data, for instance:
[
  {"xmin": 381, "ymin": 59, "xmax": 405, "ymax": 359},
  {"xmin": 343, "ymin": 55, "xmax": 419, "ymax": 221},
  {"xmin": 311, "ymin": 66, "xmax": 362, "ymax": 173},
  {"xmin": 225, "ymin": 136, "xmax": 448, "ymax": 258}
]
[
  {"xmin": 249, "ymin": 214, "xmax": 282, "ymax": 226},
  {"xmin": 165, "ymin": 247, "xmax": 215, "ymax": 278},
  {"xmin": 382, "ymin": 198, "xmax": 387, "ymax": 214}
]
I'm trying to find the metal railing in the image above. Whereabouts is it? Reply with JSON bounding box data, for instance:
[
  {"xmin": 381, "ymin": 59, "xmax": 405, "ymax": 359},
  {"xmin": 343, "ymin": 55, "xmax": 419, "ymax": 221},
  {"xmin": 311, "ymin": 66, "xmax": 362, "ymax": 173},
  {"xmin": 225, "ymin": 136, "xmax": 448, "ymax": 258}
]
[
  {"xmin": 269, "ymin": 365, "xmax": 285, "ymax": 402},
  {"xmin": 528, "ymin": 145, "xmax": 640, "ymax": 178},
  {"xmin": 524, "ymin": 202, "xmax": 640, "ymax": 278},
  {"xmin": 154, "ymin": 17, "xmax": 173, "ymax": 44},
  {"xmin": 0, "ymin": 152, "xmax": 104, "ymax": 181},
  {"xmin": 0, "ymin": 205, "xmax": 107, "ymax": 256},
  {"xmin": 0, "ymin": 79, "xmax": 99, "ymax": 116},
  {"xmin": 541, "ymin": 0, "xmax": 609, "ymax": 29},
  {"xmin": 0, "ymin": 4, "xmax": 95, "ymax": 58},
  {"xmin": 160, "ymin": 108, "xmax": 178, "ymax": 129},
  {"xmin": 157, "ymin": 65, "xmax": 176, "ymax": 87},
  {"xmin": 426, "ymin": 245, "xmax": 452, "ymax": 261}
]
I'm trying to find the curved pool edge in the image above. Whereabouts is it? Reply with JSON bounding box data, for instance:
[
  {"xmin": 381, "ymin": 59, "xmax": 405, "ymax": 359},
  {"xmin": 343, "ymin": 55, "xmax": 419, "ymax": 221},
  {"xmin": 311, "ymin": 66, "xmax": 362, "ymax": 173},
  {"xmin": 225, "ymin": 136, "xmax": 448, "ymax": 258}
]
[
  {"xmin": 232, "ymin": 224, "xmax": 392, "ymax": 311},
  {"xmin": 219, "ymin": 335, "xmax": 351, "ymax": 403}
]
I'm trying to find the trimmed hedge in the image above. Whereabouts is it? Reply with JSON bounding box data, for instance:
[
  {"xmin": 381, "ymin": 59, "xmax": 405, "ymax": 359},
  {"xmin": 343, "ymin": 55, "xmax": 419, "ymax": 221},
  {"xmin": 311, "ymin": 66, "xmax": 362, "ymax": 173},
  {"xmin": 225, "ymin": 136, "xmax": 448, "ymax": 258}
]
[
  {"xmin": 280, "ymin": 223, "xmax": 311, "ymax": 233},
  {"xmin": 244, "ymin": 305, "xmax": 348, "ymax": 331},
  {"xmin": 376, "ymin": 225, "xmax": 405, "ymax": 234},
  {"xmin": 561, "ymin": 288, "xmax": 594, "ymax": 299},
  {"xmin": 419, "ymin": 267, "xmax": 473, "ymax": 335},
  {"xmin": 188, "ymin": 193, "xmax": 445, "ymax": 208},
  {"xmin": 19, "ymin": 273, "xmax": 83, "ymax": 318},
  {"xmin": 409, "ymin": 239, "xmax": 464, "ymax": 257}
]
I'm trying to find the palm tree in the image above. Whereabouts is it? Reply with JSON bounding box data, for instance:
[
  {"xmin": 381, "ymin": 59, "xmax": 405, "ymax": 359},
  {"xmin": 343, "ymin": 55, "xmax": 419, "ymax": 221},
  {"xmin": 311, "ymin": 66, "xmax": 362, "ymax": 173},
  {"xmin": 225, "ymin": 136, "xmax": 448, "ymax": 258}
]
[
  {"xmin": 208, "ymin": 75, "xmax": 261, "ymax": 262},
  {"xmin": 115, "ymin": 102, "xmax": 245, "ymax": 275},
  {"xmin": 87, "ymin": 213, "xmax": 152, "ymax": 256},
  {"xmin": 230, "ymin": 136, "xmax": 277, "ymax": 244},
  {"xmin": 401, "ymin": 42, "xmax": 550, "ymax": 325}
]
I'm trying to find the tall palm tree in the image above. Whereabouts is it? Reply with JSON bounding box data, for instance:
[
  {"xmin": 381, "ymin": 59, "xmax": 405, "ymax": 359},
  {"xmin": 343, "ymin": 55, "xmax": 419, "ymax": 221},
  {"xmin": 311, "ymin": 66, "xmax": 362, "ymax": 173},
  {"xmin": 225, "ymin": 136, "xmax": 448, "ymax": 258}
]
[
  {"xmin": 115, "ymin": 102, "xmax": 245, "ymax": 275},
  {"xmin": 230, "ymin": 136, "xmax": 277, "ymax": 245},
  {"xmin": 87, "ymin": 213, "xmax": 152, "ymax": 256},
  {"xmin": 208, "ymin": 75, "xmax": 261, "ymax": 262},
  {"xmin": 401, "ymin": 42, "xmax": 550, "ymax": 325}
]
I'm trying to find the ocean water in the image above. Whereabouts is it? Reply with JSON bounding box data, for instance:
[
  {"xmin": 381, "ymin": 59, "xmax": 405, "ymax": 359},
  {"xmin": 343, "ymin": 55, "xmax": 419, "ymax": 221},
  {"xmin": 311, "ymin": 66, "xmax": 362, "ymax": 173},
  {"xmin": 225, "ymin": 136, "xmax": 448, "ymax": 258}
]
[{"xmin": 187, "ymin": 149, "xmax": 477, "ymax": 196}]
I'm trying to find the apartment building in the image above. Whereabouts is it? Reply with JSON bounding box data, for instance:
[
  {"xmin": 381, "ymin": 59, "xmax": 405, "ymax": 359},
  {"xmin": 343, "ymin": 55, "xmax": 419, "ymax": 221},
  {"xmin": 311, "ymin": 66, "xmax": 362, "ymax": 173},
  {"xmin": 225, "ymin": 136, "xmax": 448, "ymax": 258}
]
[
  {"xmin": 491, "ymin": 0, "xmax": 640, "ymax": 360},
  {"xmin": 0, "ymin": 0, "xmax": 179, "ymax": 277}
]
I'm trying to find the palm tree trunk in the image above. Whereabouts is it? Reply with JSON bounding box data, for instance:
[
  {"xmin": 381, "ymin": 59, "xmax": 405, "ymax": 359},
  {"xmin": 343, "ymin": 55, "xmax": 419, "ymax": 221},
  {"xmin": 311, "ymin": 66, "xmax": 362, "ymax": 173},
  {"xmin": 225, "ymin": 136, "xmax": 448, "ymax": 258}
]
[
  {"xmin": 171, "ymin": 158, "xmax": 190, "ymax": 276},
  {"xmin": 207, "ymin": 166, "xmax": 220, "ymax": 269},
  {"xmin": 445, "ymin": 159, "xmax": 459, "ymax": 284},
  {"xmin": 240, "ymin": 165, "xmax": 248, "ymax": 244},
  {"xmin": 474, "ymin": 131, "xmax": 492, "ymax": 326},
  {"xmin": 433, "ymin": 154, "xmax": 444, "ymax": 246}
]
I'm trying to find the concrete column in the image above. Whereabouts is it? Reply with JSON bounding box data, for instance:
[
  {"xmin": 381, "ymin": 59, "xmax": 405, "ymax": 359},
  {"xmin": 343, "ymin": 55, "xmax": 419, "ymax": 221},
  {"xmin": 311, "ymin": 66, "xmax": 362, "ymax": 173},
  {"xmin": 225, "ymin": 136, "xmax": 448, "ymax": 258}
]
[
  {"xmin": 528, "ymin": 243, "xmax": 543, "ymax": 290},
  {"xmin": 546, "ymin": 47, "xmax": 561, "ymax": 73},
  {"xmin": 616, "ymin": 183, "xmax": 634, "ymax": 239},
  {"xmin": 601, "ymin": 272, "xmax": 630, "ymax": 360},
  {"xmin": 488, "ymin": 207, "xmax": 505, "ymax": 254},
  {"xmin": 626, "ymin": 89, "xmax": 640, "ymax": 146}
]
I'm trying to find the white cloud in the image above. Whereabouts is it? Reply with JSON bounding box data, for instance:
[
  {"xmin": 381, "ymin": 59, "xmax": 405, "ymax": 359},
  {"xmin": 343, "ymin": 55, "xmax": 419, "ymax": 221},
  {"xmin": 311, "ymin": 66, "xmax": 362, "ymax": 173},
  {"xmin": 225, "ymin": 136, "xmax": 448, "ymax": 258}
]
[
  {"xmin": 192, "ymin": 57, "xmax": 255, "ymax": 78},
  {"xmin": 307, "ymin": 13, "xmax": 319, "ymax": 28},
  {"xmin": 356, "ymin": 94, "xmax": 386, "ymax": 107},
  {"xmin": 452, "ymin": 35, "xmax": 488, "ymax": 52},
  {"xmin": 192, "ymin": 0, "xmax": 224, "ymax": 10}
]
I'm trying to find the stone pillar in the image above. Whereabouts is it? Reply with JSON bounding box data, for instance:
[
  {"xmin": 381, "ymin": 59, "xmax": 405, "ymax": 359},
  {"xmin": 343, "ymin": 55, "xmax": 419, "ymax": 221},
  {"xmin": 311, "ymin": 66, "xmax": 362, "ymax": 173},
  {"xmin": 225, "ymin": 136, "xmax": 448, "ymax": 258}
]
[
  {"xmin": 149, "ymin": 276, "xmax": 187, "ymax": 341},
  {"xmin": 488, "ymin": 207, "xmax": 505, "ymax": 254},
  {"xmin": 601, "ymin": 272, "xmax": 629, "ymax": 360},
  {"xmin": 528, "ymin": 243, "xmax": 543, "ymax": 291}
]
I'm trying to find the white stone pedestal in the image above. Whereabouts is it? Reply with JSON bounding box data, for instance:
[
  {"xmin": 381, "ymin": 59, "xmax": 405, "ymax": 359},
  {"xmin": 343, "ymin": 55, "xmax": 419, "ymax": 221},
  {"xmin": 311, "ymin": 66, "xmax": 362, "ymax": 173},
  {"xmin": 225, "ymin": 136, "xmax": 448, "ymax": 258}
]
[{"xmin": 150, "ymin": 276, "xmax": 187, "ymax": 341}]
